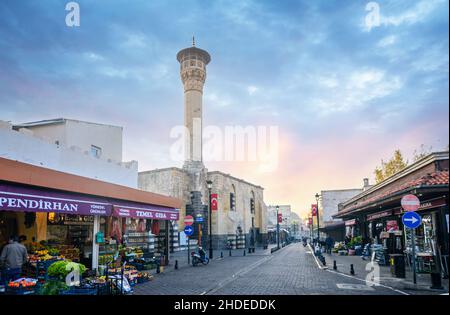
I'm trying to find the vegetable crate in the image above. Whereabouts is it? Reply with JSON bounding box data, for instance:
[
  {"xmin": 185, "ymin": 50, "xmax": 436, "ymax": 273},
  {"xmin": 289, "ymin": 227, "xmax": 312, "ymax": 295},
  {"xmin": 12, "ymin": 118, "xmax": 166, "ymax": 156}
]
[{"xmin": 60, "ymin": 287, "xmax": 98, "ymax": 295}]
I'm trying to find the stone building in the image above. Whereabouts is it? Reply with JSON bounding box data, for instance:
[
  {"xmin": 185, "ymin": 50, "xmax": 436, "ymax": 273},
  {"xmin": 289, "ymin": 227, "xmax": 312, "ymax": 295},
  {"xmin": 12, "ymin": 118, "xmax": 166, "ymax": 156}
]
[{"xmin": 138, "ymin": 41, "xmax": 268, "ymax": 251}]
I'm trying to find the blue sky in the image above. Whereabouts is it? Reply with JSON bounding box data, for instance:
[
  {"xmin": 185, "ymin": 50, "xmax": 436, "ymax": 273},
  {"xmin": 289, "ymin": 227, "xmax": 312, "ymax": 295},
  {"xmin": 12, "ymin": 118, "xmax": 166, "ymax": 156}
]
[{"xmin": 0, "ymin": 0, "xmax": 448, "ymax": 217}]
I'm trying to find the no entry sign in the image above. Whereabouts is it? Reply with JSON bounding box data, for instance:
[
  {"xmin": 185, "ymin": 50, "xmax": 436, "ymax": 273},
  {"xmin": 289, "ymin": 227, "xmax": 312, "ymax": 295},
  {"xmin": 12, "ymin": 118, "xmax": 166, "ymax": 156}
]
[
  {"xmin": 184, "ymin": 215, "xmax": 194, "ymax": 226},
  {"xmin": 401, "ymin": 194, "xmax": 420, "ymax": 212}
]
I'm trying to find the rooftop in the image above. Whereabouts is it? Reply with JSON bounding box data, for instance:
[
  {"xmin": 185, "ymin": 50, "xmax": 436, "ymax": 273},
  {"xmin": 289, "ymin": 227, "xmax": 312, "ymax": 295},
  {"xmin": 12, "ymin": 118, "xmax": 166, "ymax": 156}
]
[{"xmin": 13, "ymin": 118, "xmax": 122, "ymax": 129}]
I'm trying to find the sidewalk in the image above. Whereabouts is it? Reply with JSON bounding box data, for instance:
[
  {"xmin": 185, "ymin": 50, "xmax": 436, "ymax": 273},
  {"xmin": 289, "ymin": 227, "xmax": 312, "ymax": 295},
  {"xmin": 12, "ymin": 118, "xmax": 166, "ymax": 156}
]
[{"xmin": 321, "ymin": 251, "xmax": 449, "ymax": 295}]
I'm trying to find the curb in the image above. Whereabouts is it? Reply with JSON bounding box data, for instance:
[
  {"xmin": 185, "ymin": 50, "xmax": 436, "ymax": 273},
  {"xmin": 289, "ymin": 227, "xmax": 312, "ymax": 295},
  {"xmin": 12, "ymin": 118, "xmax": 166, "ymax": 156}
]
[{"xmin": 307, "ymin": 244, "xmax": 328, "ymax": 270}]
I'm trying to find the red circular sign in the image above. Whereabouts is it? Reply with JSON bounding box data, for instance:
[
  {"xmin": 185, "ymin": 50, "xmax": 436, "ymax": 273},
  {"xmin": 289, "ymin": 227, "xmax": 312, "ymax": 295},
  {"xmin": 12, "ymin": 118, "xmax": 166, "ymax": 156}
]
[
  {"xmin": 401, "ymin": 194, "xmax": 420, "ymax": 212},
  {"xmin": 184, "ymin": 215, "xmax": 194, "ymax": 226}
]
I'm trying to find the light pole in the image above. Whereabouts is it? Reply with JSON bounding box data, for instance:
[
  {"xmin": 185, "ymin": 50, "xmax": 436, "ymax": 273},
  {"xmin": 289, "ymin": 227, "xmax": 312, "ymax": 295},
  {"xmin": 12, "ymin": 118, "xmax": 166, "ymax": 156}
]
[
  {"xmin": 276, "ymin": 205, "xmax": 280, "ymax": 249},
  {"xmin": 207, "ymin": 180, "xmax": 213, "ymax": 259},
  {"xmin": 315, "ymin": 193, "xmax": 321, "ymax": 243}
]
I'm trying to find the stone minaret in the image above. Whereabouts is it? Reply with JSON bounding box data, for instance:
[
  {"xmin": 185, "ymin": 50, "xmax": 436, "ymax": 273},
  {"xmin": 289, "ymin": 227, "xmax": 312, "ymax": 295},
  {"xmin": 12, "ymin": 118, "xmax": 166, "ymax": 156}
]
[
  {"xmin": 176, "ymin": 38, "xmax": 211, "ymax": 191},
  {"xmin": 177, "ymin": 39, "xmax": 211, "ymax": 247}
]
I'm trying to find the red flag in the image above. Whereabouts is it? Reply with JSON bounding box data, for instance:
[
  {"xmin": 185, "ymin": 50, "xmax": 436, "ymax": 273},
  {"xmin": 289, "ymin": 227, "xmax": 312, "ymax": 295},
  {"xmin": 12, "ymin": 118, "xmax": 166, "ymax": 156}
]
[
  {"xmin": 311, "ymin": 204, "xmax": 317, "ymax": 216},
  {"xmin": 278, "ymin": 213, "xmax": 283, "ymax": 223},
  {"xmin": 211, "ymin": 194, "xmax": 218, "ymax": 211}
]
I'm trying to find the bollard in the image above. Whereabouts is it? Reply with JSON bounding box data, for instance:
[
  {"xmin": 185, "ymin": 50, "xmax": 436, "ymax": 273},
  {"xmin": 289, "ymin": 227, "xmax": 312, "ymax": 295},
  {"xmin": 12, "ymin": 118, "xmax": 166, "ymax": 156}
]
[
  {"xmin": 248, "ymin": 248, "xmax": 251, "ymax": 254},
  {"xmin": 175, "ymin": 260, "xmax": 178, "ymax": 270},
  {"xmin": 350, "ymin": 264, "xmax": 355, "ymax": 275},
  {"xmin": 243, "ymin": 250, "xmax": 246, "ymax": 256},
  {"xmin": 156, "ymin": 263, "xmax": 161, "ymax": 274},
  {"xmin": 333, "ymin": 260, "xmax": 337, "ymax": 270},
  {"xmin": 221, "ymin": 251, "xmax": 223, "ymax": 258},
  {"xmin": 321, "ymin": 256, "xmax": 326, "ymax": 266},
  {"xmin": 229, "ymin": 249, "xmax": 232, "ymax": 256}
]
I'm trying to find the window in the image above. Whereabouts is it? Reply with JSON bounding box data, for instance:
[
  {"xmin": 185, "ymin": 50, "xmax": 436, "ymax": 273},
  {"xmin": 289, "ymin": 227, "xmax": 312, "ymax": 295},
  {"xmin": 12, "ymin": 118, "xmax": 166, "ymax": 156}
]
[
  {"xmin": 91, "ymin": 145, "xmax": 102, "ymax": 158},
  {"xmin": 230, "ymin": 193, "xmax": 236, "ymax": 211}
]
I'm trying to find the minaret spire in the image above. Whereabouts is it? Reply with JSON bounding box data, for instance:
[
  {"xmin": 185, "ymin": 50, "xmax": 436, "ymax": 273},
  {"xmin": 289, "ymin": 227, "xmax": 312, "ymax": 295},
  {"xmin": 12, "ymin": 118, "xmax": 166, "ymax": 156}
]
[{"xmin": 192, "ymin": 35, "xmax": 195, "ymax": 47}]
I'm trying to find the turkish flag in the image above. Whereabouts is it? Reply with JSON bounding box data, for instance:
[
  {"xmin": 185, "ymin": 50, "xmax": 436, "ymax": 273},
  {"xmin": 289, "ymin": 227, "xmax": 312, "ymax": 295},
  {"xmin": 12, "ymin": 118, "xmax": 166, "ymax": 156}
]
[
  {"xmin": 278, "ymin": 213, "xmax": 283, "ymax": 223},
  {"xmin": 311, "ymin": 204, "xmax": 317, "ymax": 216},
  {"xmin": 211, "ymin": 194, "xmax": 218, "ymax": 211}
]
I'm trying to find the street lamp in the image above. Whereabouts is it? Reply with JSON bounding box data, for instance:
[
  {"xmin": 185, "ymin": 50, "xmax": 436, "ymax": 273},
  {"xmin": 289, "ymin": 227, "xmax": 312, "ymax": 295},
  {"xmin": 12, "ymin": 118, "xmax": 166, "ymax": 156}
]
[
  {"xmin": 207, "ymin": 180, "xmax": 213, "ymax": 259},
  {"xmin": 315, "ymin": 193, "xmax": 321, "ymax": 243},
  {"xmin": 276, "ymin": 205, "xmax": 280, "ymax": 249}
]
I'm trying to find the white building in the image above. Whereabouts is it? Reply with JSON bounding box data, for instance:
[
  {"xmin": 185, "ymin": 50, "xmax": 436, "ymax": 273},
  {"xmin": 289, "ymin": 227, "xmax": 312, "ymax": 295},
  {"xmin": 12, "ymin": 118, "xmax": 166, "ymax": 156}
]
[
  {"xmin": 267, "ymin": 205, "xmax": 292, "ymax": 230},
  {"xmin": 0, "ymin": 119, "xmax": 137, "ymax": 187}
]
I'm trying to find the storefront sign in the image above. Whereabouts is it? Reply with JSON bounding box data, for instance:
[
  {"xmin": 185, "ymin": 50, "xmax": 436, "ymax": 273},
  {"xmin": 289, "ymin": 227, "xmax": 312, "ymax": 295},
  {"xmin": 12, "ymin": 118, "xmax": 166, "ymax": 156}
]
[
  {"xmin": 0, "ymin": 184, "xmax": 111, "ymax": 216},
  {"xmin": 366, "ymin": 210, "xmax": 392, "ymax": 221},
  {"xmin": 112, "ymin": 204, "xmax": 179, "ymax": 220},
  {"xmin": 345, "ymin": 219, "xmax": 357, "ymax": 226},
  {"xmin": 417, "ymin": 197, "xmax": 447, "ymax": 211}
]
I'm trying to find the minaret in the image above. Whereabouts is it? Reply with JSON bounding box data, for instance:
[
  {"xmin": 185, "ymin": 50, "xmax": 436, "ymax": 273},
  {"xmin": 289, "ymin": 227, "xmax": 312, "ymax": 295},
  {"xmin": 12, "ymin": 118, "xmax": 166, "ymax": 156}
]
[{"xmin": 176, "ymin": 38, "xmax": 211, "ymax": 181}]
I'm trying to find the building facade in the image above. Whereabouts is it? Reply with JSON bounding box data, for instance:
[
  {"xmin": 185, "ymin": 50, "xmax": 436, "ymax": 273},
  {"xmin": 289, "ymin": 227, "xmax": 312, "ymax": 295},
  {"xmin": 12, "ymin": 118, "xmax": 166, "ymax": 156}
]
[{"xmin": 0, "ymin": 120, "xmax": 137, "ymax": 187}]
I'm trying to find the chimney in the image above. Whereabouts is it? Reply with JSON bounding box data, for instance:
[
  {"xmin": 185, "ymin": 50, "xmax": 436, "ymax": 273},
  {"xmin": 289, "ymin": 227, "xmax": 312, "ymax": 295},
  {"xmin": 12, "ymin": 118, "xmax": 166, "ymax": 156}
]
[{"xmin": 363, "ymin": 178, "xmax": 369, "ymax": 190}]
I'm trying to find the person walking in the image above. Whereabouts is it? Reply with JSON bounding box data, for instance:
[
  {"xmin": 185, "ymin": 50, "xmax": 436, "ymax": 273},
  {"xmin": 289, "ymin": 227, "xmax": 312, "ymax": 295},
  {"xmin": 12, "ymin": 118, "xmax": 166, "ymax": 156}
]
[
  {"xmin": 0, "ymin": 236, "xmax": 28, "ymax": 284},
  {"xmin": 325, "ymin": 236, "xmax": 334, "ymax": 254}
]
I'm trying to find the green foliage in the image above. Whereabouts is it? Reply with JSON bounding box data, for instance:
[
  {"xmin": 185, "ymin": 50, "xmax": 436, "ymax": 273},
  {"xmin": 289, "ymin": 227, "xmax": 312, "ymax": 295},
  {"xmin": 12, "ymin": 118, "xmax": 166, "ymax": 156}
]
[
  {"xmin": 47, "ymin": 260, "xmax": 86, "ymax": 278},
  {"xmin": 38, "ymin": 280, "xmax": 68, "ymax": 295},
  {"xmin": 412, "ymin": 144, "xmax": 433, "ymax": 162},
  {"xmin": 374, "ymin": 149, "xmax": 408, "ymax": 184}
]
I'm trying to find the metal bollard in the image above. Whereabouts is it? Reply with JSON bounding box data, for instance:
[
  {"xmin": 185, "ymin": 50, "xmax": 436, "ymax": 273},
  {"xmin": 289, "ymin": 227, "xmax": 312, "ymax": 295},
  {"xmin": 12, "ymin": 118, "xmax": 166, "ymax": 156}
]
[
  {"xmin": 243, "ymin": 250, "xmax": 246, "ymax": 256},
  {"xmin": 350, "ymin": 264, "xmax": 355, "ymax": 275},
  {"xmin": 333, "ymin": 260, "xmax": 337, "ymax": 270},
  {"xmin": 156, "ymin": 263, "xmax": 161, "ymax": 274},
  {"xmin": 175, "ymin": 260, "xmax": 178, "ymax": 270},
  {"xmin": 221, "ymin": 251, "xmax": 223, "ymax": 258},
  {"xmin": 229, "ymin": 249, "xmax": 232, "ymax": 256}
]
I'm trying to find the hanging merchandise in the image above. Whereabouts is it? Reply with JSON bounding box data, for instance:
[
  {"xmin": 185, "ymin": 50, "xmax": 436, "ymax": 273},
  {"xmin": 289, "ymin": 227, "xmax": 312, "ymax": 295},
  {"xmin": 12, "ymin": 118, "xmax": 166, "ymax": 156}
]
[
  {"xmin": 110, "ymin": 217, "xmax": 122, "ymax": 243},
  {"xmin": 151, "ymin": 220, "xmax": 160, "ymax": 235},
  {"xmin": 137, "ymin": 219, "xmax": 146, "ymax": 233},
  {"xmin": 24, "ymin": 212, "xmax": 36, "ymax": 228}
]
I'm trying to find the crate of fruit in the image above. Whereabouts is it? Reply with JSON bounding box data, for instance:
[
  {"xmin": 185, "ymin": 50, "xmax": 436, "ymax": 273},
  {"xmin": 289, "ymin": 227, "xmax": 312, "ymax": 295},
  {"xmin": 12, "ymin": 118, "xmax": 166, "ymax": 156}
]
[{"xmin": 7, "ymin": 278, "xmax": 38, "ymax": 295}]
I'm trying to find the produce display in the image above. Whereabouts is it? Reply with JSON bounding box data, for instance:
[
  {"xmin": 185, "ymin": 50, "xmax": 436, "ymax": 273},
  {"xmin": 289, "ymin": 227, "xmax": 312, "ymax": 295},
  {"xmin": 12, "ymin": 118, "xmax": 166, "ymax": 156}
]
[
  {"xmin": 8, "ymin": 278, "xmax": 38, "ymax": 288},
  {"xmin": 47, "ymin": 260, "xmax": 87, "ymax": 279}
]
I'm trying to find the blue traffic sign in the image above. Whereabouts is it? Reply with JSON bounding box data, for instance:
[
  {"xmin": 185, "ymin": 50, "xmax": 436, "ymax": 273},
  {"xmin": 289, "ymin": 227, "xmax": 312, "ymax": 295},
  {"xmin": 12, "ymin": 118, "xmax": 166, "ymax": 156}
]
[
  {"xmin": 184, "ymin": 225, "xmax": 194, "ymax": 236},
  {"xmin": 196, "ymin": 217, "xmax": 204, "ymax": 223},
  {"xmin": 402, "ymin": 211, "xmax": 421, "ymax": 229}
]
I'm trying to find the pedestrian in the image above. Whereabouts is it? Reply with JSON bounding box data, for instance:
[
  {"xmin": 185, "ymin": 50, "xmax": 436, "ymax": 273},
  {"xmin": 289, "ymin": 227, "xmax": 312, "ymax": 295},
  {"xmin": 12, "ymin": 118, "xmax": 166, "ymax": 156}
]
[
  {"xmin": 325, "ymin": 236, "xmax": 334, "ymax": 254},
  {"xmin": 0, "ymin": 236, "xmax": 28, "ymax": 284}
]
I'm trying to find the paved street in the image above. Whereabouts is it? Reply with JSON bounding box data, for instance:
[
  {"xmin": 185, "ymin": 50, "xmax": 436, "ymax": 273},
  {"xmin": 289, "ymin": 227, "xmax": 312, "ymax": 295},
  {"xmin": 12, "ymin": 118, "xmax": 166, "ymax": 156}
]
[{"xmin": 134, "ymin": 243, "xmax": 407, "ymax": 295}]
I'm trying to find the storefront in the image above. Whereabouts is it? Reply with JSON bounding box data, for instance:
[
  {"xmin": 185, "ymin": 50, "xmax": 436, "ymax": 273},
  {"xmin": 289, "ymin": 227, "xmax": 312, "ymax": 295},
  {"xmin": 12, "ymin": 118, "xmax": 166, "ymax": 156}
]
[
  {"xmin": 0, "ymin": 157, "xmax": 181, "ymax": 294},
  {"xmin": 334, "ymin": 152, "xmax": 448, "ymax": 277}
]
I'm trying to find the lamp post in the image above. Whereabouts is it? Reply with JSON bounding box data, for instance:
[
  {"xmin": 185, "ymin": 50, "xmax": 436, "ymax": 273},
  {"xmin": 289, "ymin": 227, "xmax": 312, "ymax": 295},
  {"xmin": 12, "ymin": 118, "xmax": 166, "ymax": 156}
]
[
  {"xmin": 276, "ymin": 205, "xmax": 280, "ymax": 249},
  {"xmin": 315, "ymin": 193, "xmax": 321, "ymax": 243},
  {"xmin": 207, "ymin": 180, "xmax": 213, "ymax": 259}
]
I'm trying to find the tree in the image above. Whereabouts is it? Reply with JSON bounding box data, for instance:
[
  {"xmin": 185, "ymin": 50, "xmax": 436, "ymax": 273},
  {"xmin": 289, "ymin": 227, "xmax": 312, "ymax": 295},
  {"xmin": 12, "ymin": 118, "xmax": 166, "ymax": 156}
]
[
  {"xmin": 374, "ymin": 149, "xmax": 408, "ymax": 184},
  {"xmin": 413, "ymin": 144, "xmax": 433, "ymax": 162}
]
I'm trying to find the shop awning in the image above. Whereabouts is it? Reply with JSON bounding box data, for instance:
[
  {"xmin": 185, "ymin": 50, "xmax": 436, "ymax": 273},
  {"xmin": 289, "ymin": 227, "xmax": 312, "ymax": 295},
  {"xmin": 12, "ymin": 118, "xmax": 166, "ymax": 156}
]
[
  {"xmin": 112, "ymin": 201, "xmax": 179, "ymax": 220},
  {"xmin": 0, "ymin": 183, "xmax": 111, "ymax": 216},
  {"xmin": 0, "ymin": 157, "xmax": 182, "ymax": 220}
]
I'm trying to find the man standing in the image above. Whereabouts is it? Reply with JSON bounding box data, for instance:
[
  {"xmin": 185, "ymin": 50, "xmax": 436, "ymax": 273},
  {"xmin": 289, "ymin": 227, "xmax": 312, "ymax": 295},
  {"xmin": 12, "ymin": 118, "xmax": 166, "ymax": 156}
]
[
  {"xmin": 0, "ymin": 236, "xmax": 28, "ymax": 283},
  {"xmin": 325, "ymin": 236, "xmax": 334, "ymax": 254}
]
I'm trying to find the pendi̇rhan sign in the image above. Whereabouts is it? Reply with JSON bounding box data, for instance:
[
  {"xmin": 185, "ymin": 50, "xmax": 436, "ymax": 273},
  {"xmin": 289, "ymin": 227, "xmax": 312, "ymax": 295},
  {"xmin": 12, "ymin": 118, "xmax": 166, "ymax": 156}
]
[{"xmin": 0, "ymin": 196, "xmax": 78, "ymax": 212}]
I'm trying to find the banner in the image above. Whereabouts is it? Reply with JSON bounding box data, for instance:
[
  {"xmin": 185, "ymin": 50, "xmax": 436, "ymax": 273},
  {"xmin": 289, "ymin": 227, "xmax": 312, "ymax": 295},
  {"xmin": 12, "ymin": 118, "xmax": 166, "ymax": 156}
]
[
  {"xmin": 311, "ymin": 204, "xmax": 317, "ymax": 216},
  {"xmin": 211, "ymin": 193, "xmax": 218, "ymax": 211},
  {"xmin": 278, "ymin": 213, "xmax": 283, "ymax": 223}
]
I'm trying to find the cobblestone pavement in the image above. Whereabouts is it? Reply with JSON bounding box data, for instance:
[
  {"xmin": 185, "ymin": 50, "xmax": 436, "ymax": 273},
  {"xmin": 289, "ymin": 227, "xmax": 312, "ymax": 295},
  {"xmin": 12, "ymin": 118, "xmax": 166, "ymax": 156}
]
[
  {"xmin": 134, "ymin": 243, "xmax": 407, "ymax": 295},
  {"xmin": 134, "ymin": 248, "xmax": 271, "ymax": 295},
  {"xmin": 322, "ymin": 251, "xmax": 449, "ymax": 295},
  {"xmin": 209, "ymin": 243, "xmax": 404, "ymax": 295}
]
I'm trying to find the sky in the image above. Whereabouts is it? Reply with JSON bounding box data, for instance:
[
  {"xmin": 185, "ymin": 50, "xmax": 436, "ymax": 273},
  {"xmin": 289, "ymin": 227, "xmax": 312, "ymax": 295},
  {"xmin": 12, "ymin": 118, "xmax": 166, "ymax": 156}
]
[{"xmin": 0, "ymin": 0, "xmax": 449, "ymax": 219}]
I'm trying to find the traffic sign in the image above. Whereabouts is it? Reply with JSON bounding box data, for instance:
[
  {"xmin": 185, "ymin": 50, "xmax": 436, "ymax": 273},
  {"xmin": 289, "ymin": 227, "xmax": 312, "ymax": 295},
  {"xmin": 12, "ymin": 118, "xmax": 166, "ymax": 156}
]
[
  {"xmin": 401, "ymin": 194, "xmax": 420, "ymax": 212},
  {"xmin": 184, "ymin": 215, "xmax": 194, "ymax": 226},
  {"xmin": 184, "ymin": 225, "xmax": 194, "ymax": 236},
  {"xmin": 196, "ymin": 217, "xmax": 204, "ymax": 223},
  {"xmin": 402, "ymin": 211, "xmax": 421, "ymax": 229}
]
